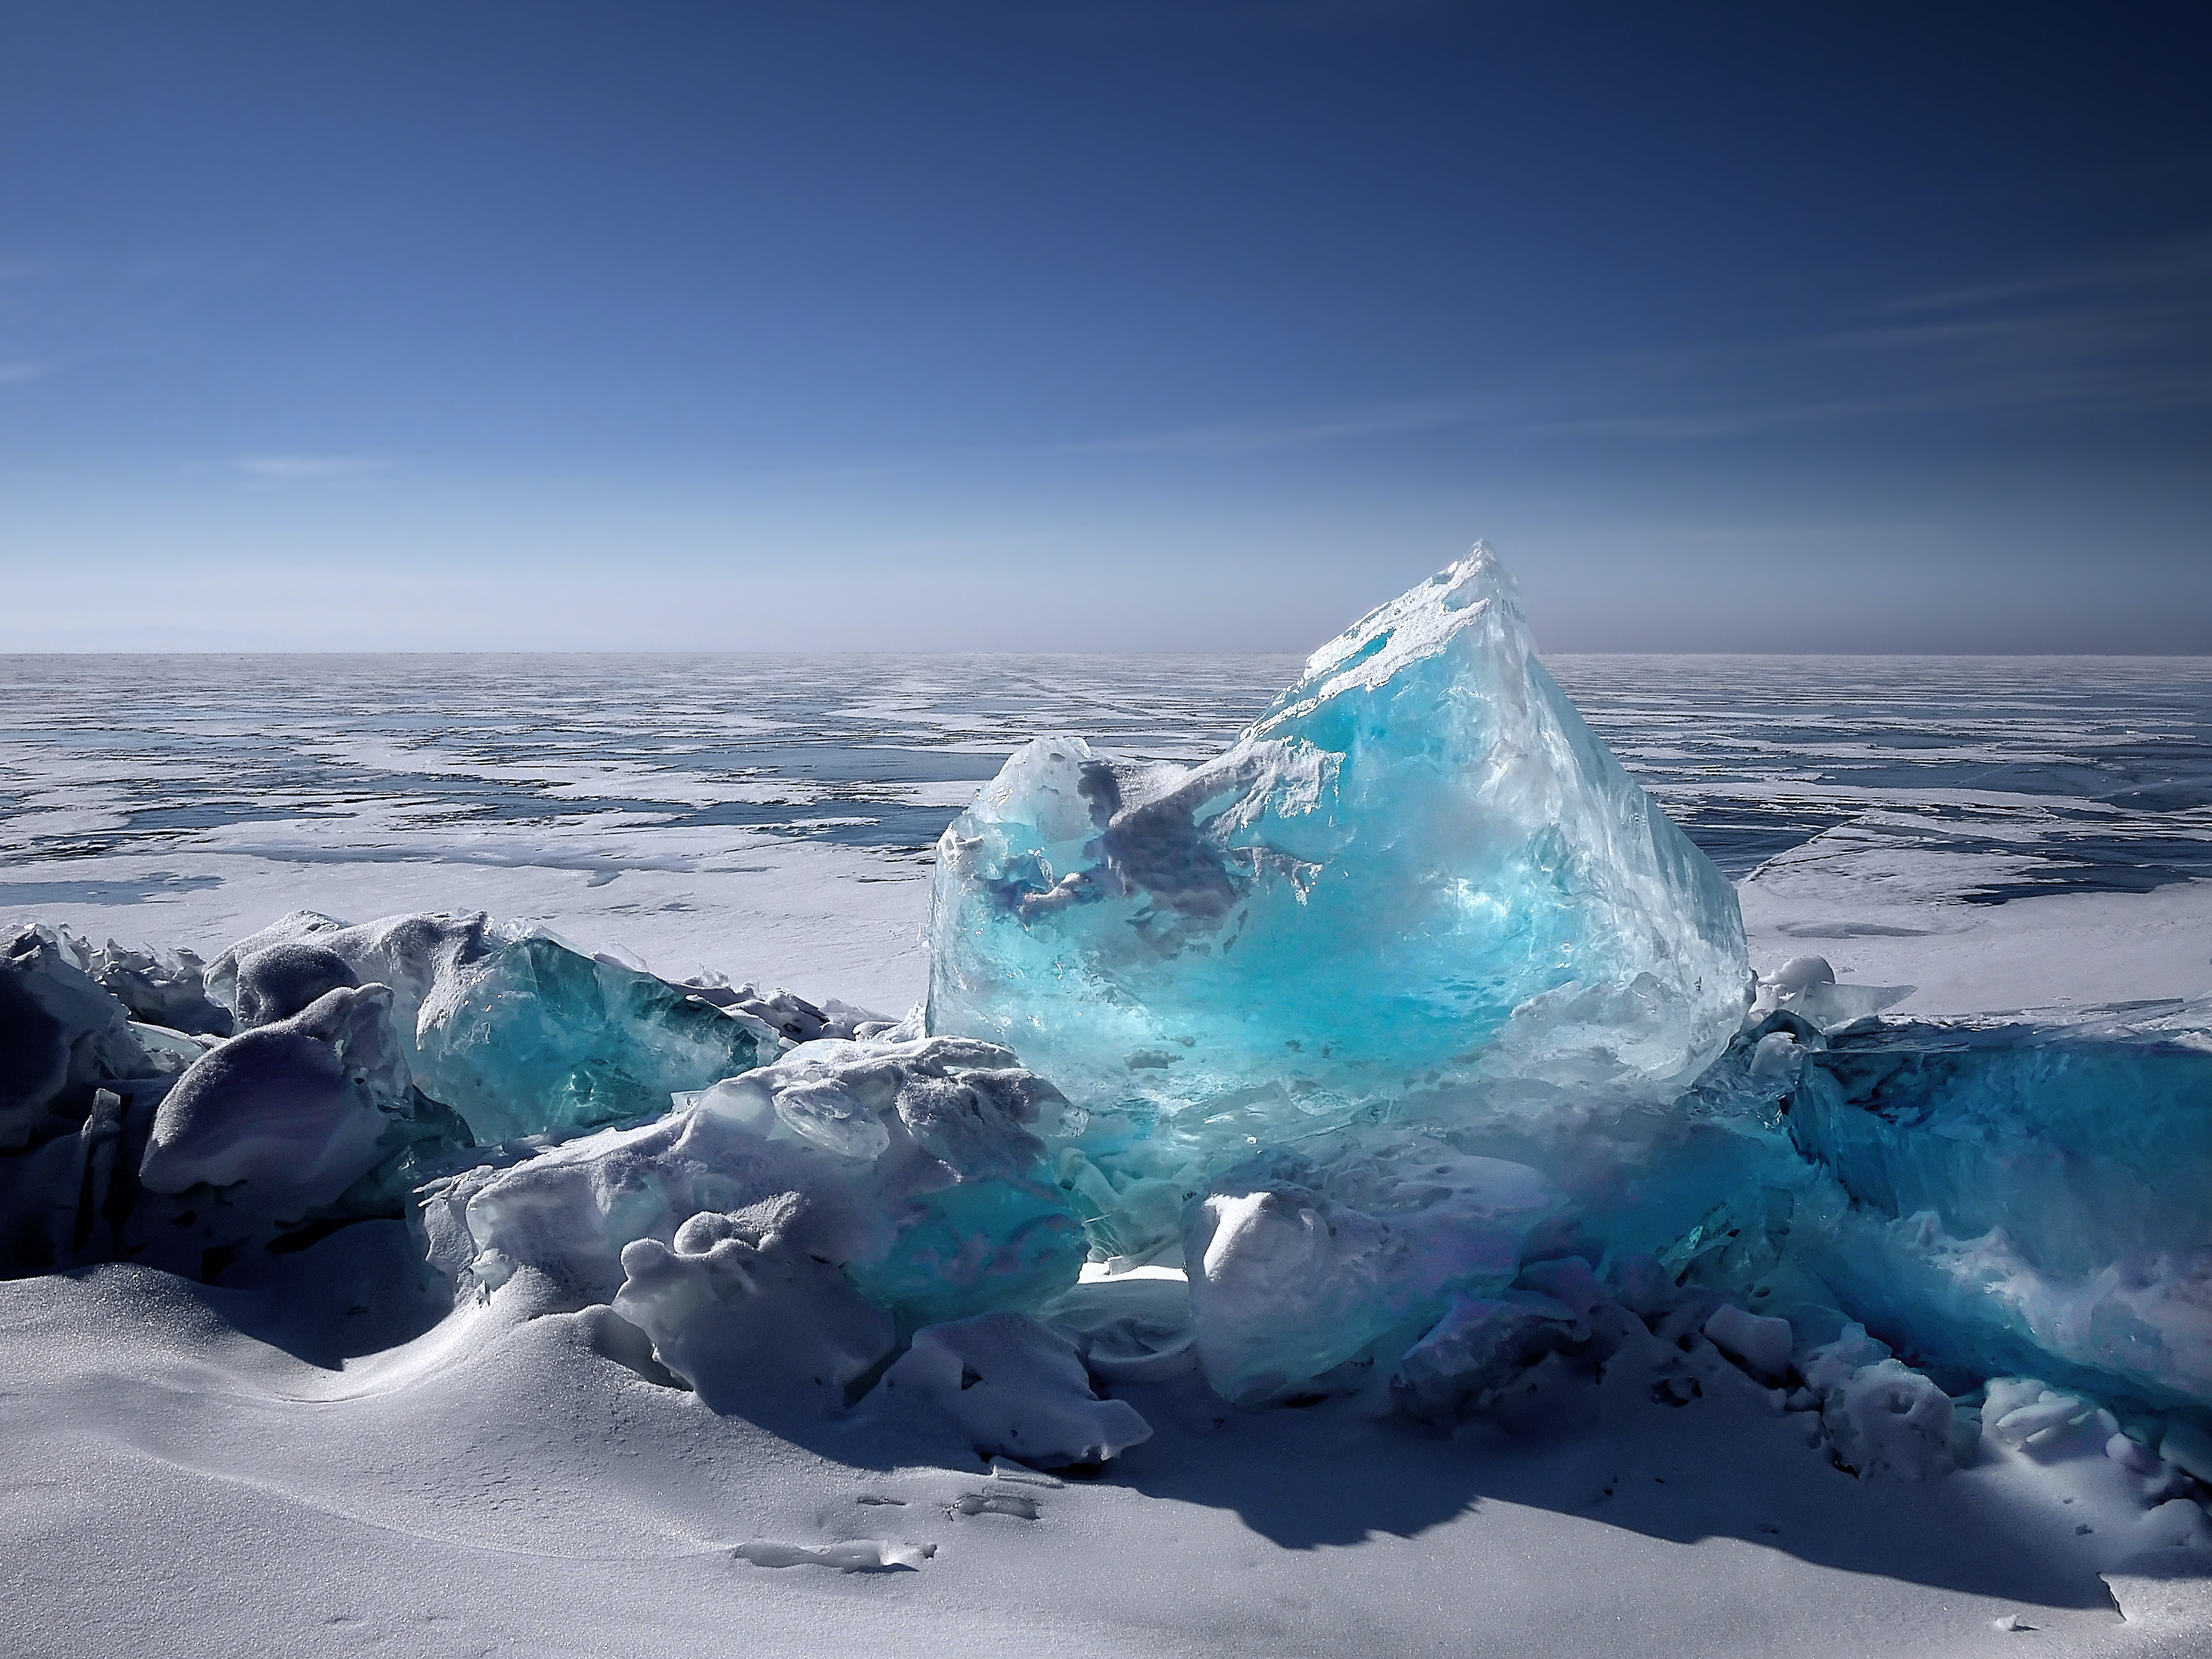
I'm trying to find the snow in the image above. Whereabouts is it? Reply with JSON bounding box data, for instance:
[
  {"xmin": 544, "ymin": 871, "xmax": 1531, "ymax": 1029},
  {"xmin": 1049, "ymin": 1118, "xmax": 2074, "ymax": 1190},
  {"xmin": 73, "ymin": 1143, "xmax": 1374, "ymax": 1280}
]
[
  {"xmin": 6, "ymin": 1238, "xmax": 2208, "ymax": 1657},
  {"xmin": 1741, "ymin": 842, "xmax": 2212, "ymax": 1020}
]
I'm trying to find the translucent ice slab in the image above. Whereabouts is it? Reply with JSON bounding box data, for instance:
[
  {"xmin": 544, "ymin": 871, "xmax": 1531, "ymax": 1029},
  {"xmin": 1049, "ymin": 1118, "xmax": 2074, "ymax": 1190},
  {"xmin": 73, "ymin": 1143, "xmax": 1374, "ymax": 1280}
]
[
  {"xmin": 1779, "ymin": 1000, "xmax": 2212, "ymax": 1408},
  {"xmin": 215, "ymin": 913, "xmax": 784, "ymax": 1145},
  {"xmin": 927, "ymin": 545, "xmax": 1749, "ymax": 1144}
]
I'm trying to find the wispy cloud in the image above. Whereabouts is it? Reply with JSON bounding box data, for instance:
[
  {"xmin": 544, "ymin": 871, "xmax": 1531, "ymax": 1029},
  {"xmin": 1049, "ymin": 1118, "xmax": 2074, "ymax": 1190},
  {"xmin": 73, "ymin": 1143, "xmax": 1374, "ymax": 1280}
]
[
  {"xmin": 234, "ymin": 453, "xmax": 393, "ymax": 483},
  {"xmin": 1537, "ymin": 235, "xmax": 2212, "ymax": 442},
  {"xmin": 1878, "ymin": 235, "xmax": 2212, "ymax": 316},
  {"xmin": 1012, "ymin": 236, "xmax": 2212, "ymax": 460},
  {"xmin": 0, "ymin": 359, "xmax": 46, "ymax": 385},
  {"xmin": 1060, "ymin": 396, "xmax": 1491, "ymax": 456}
]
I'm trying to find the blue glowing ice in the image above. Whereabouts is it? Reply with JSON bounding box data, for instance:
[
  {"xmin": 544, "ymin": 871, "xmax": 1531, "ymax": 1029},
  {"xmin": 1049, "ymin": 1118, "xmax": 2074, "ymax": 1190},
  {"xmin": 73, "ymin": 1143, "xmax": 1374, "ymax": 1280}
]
[
  {"xmin": 927, "ymin": 545, "xmax": 1750, "ymax": 1144},
  {"xmin": 215, "ymin": 913, "xmax": 783, "ymax": 1145},
  {"xmin": 1772, "ymin": 1001, "xmax": 2212, "ymax": 1410}
]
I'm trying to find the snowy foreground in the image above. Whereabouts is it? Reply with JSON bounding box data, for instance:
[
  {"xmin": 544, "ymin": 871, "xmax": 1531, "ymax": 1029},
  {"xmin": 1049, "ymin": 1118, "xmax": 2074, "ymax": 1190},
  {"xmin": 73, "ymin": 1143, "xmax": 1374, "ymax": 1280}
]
[{"xmin": 5, "ymin": 553, "xmax": 2210, "ymax": 1657}]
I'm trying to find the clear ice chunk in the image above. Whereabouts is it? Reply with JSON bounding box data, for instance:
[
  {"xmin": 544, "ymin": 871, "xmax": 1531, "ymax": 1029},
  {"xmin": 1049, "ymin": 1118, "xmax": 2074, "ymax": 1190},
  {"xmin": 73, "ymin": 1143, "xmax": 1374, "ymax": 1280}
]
[
  {"xmin": 927, "ymin": 545, "xmax": 1749, "ymax": 1144},
  {"xmin": 213, "ymin": 913, "xmax": 784, "ymax": 1145},
  {"xmin": 1781, "ymin": 1001, "xmax": 2212, "ymax": 1408}
]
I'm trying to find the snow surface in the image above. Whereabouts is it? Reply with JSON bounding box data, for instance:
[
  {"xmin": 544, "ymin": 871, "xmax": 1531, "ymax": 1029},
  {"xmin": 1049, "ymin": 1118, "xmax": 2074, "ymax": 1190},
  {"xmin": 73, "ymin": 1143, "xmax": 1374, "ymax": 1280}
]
[{"xmin": 5, "ymin": 1230, "xmax": 2210, "ymax": 1658}]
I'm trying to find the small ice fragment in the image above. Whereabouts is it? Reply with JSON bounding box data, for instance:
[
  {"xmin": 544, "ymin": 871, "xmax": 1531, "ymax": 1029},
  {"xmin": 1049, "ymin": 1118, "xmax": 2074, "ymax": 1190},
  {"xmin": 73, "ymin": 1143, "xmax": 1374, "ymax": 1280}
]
[
  {"xmin": 1746, "ymin": 1031, "xmax": 1804, "ymax": 1092},
  {"xmin": 1772, "ymin": 957, "xmax": 1836, "ymax": 995}
]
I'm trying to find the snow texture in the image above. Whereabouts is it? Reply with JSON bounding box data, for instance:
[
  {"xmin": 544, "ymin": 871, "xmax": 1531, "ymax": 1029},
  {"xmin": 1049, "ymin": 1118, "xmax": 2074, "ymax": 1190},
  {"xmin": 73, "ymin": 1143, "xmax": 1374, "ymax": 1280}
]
[{"xmin": 865, "ymin": 1310, "xmax": 1153, "ymax": 1467}]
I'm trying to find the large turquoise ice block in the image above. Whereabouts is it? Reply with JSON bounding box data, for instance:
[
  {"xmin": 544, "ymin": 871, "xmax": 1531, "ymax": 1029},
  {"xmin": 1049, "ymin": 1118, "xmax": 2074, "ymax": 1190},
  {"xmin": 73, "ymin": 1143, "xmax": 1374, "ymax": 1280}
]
[
  {"xmin": 927, "ymin": 545, "xmax": 1749, "ymax": 1131},
  {"xmin": 1779, "ymin": 1000, "xmax": 2212, "ymax": 1408}
]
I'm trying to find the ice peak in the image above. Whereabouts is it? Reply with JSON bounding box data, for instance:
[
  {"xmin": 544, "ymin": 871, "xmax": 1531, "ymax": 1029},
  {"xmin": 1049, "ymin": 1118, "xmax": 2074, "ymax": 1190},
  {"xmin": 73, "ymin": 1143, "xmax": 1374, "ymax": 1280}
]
[{"xmin": 928, "ymin": 543, "xmax": 1748, "ymax": 1136}]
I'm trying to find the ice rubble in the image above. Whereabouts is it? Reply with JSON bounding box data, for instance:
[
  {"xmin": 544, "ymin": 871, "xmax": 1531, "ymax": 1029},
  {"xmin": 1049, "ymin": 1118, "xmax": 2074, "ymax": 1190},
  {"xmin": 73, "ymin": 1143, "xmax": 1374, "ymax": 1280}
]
[
  {"xmin": 1, "ymin": 547, "xmax": 2210, "ymax": 1505},
  {"xmin": 422, "ymin": 1033, "xmax": 1086, "ymax": 1330}
]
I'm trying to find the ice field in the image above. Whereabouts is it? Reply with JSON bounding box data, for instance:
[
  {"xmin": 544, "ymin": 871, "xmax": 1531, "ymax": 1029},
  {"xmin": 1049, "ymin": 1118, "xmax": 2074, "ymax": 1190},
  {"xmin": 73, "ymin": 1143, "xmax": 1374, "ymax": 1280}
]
[{"xmin": 3, "ymin": 553, "xmax": 2211, "ymax": 1657}]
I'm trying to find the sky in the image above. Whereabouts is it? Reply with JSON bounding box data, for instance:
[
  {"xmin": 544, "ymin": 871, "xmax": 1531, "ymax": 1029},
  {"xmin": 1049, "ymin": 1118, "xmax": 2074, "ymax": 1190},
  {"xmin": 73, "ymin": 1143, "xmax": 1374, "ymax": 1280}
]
[{"xmin": 2, "ymin": 1, "xmax": 2208, "ymax": 653}]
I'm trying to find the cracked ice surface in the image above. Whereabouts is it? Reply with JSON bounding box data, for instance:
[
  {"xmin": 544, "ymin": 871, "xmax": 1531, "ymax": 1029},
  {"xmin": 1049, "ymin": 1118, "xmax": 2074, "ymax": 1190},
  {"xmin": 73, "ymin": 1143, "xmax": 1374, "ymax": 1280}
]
[{"xmin": 926, "ymin": 545, "xmax": 1750, "ymax": 1143}]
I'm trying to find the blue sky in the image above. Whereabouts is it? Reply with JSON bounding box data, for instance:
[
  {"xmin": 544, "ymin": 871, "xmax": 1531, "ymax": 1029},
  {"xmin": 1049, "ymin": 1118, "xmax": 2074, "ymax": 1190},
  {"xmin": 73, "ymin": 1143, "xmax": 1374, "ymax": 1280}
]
[{"xmin": 2, "ymin": 2, "xmax": 2207, "ymax": 651}]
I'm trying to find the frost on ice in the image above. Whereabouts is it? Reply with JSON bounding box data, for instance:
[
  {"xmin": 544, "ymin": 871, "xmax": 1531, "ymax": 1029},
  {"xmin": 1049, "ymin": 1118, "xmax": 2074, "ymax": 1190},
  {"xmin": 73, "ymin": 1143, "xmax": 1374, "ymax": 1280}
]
[{"xmin": 3, "ymin": 546, "xmax": 2212, "ymax": 1497}]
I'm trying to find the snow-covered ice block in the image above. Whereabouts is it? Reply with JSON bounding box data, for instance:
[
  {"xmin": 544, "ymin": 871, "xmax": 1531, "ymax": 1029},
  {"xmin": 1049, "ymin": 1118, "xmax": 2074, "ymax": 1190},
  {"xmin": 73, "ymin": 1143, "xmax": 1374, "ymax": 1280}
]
[
  {"xmin": 215, "ymin": 912, "xmax": 783, "ymax": 1144},
  {"xmin": 612, "ymin": 1196, "xmax": 895, "ymax": 1415},
  {"xmin": 56, "ymin": 931, "xmax": 232, "ymax": 1037},
  {"xmin": 1041, "ymin": 1266, "xmax": 1197, "ymax": 1382},
  {"xmin": 1703, "ymin": 1303, "xmax": 1794, "ymax": 1381},
  {"xmin": 2161, "ymin": 1418, "xmax": 2212, "ymax": 1483},
  {"xmin": 421, "ymin": 1033, "xmax": 1083, "ymax": 1326},
  {"xmin": 867, "ymin": 1311, "xmax": 1151, "ymax": 1467},
  {"xmin": 1802, "ymin": 1323, "xmax": 1955, "ymax": 1481},
  {"xmin": 140, "ymin": 984, "xmax": 410, "ymax": 1209},
  {"xmin": 689, "ymin": 1034, "xmax": 1072, "ymax": 1178},
  {"xmin": 1184, "ymin": 1139, "xmax": 1565, "ymax": 1403},
  {"xmin": 1390, "ymin": 1290, "xmax": 1586, "ymax": 1421},
  {"xmin": 229, "ymin": 939, "xmax": 363, "ymax": 1029},
  {"xmin": 0, "ymin": 926, "xmax": 170, "ymax": 1155},
  {"xmin": 927, "ymin": 545, "xmax": 1749, "ymax": 1137}
]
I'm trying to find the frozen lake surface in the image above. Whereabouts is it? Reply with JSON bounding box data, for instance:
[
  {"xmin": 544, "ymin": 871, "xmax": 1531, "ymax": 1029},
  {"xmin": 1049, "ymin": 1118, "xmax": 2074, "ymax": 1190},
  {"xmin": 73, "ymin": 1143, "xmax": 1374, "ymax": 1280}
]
[
  {"xmin": 5, "ymin": 651, "xmax": 2211, "ymax": 1012},
  {"xmin": 6, "ymin": 648, "xmax": 2212, "ymax": 1659}
]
